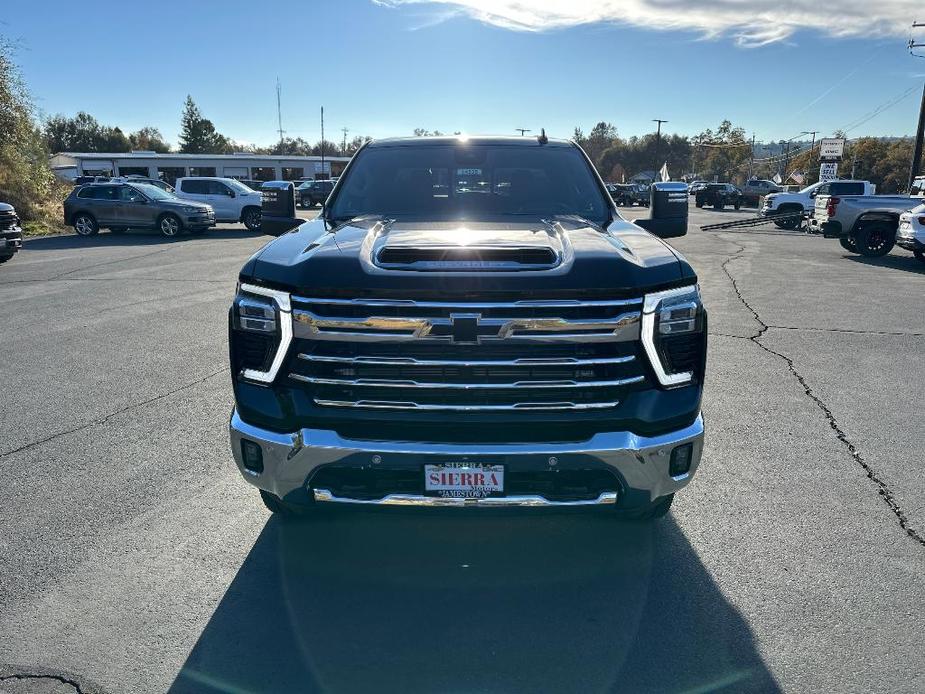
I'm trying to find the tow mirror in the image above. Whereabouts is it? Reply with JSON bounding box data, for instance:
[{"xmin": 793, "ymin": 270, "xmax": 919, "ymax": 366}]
[{"xmin": 633, "ymin": 182, "xmax": 689, "ymax": 239}]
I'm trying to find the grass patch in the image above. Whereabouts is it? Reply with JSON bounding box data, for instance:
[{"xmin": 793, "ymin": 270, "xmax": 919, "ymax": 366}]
[{"xmin": 22, "ymin": 219, "xmax": 67, "ymax": 237}]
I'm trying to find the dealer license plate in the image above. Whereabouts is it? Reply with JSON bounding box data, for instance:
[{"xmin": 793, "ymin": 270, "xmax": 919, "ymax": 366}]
[{"xmin": 424, "ymin": 463, "xmax": 504, "ymax": 498}]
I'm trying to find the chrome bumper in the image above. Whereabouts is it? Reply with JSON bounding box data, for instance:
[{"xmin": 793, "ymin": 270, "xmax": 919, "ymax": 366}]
[{"xmin": 229, "ymin": 410, "xmax": 704, "ymax": 508}]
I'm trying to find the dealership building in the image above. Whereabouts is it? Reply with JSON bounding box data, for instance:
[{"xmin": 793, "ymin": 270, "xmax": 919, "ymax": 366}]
[{"xmin": 48, "ymin": 151, "xmax": 352, "ymax": 184}]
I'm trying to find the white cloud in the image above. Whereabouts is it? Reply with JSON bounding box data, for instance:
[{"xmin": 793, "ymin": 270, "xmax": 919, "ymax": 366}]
[{"xmin": 375, "ymin": 0, "xmax": 916, "ymax": 47}]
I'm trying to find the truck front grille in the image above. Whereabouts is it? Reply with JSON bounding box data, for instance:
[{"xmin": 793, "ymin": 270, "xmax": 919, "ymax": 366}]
[
  {"xmin": 287, "ymin": 296, "xmax": 647, "ymax": 412},
  {"xmin": 0, "ymin": 210, "xmax": 20, "ymax": 232}
]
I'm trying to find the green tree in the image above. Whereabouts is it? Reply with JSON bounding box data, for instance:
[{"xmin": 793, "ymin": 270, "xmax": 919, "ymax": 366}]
[
  {"xmin": 0, "ymin": 37, "xmax": 63, "ymax": 226},
  {"xmin": 178, "ymin": 95, "xmax": 231, "ymax": 154},
  {"xmin": 129, "ymin": 126, "xmax": 170, "ymax": 153}
]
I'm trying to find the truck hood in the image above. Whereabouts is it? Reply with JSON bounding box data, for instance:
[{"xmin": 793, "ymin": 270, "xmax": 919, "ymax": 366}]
[{"xmin": 244, "ymin": 215, "xmax": 692, "ymax": 296}]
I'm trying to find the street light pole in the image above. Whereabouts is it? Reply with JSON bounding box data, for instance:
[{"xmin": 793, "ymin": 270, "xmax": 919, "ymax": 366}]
[
  {"xmin": 652, "ymin": 119, "xmax": 668, "ymax": 183},
  {"xmin": 515, "ymin": 128, "xmax": 531, "ymax": 136}
]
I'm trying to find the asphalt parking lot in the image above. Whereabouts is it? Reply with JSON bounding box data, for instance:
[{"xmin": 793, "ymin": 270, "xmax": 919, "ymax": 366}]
[{"xmin": 0, "ymin": 202, "xmax": 923, "ymax": 694}]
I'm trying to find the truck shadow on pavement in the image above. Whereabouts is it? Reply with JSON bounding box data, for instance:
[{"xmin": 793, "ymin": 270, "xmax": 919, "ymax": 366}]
[
  {"xmin": 844, "ymin": 253, "xmax": 925, "ymax": 275},
  {"xmin": 169, "ymin": 511, "xmax": 779, "ymax": 694},
  {"xmin": 22, "ymin": 229, "xmax": 265, "ymax": 251}
]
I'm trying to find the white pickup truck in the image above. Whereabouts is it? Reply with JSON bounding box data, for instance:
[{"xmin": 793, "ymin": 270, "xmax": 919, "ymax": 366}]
[
  {"xmin": 760, "ymin": 180, "xmax": 875, "ymax": 229},
  {"xmin": 811, "ymin": 191, "xmax": 924, "ymax": 256}
]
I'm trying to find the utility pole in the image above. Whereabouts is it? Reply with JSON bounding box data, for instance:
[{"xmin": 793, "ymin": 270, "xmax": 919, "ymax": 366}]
[
  {"xmin": 907, "ymin": 22, "xmax": 925, "ymax": 188},
  {"xmin": 341, "ymin": 127, "xmax": 349, "ymax": 156},
  {"xmin": 320, "ymin": 106, "xmax": 325, "ymax": 180},
  {"xmin": 275, "ymin": 78, "xmax": 285, "ymax": 152},
  {"xmin": 802, "ymin": 130, "xmax": 818, "ymax": 183},
  {"xmin": 652, "ymin": 118, "xmax": 668, "ymax": 183},
  {"xmin": 909, "ymin": 83, "xmax": 925, "ymax": 189},
  {"xmin": 784, "ymin": 140, "xmax": 792, "ymax": 181},
  {"xmin": 748, "ymin": 133, "xmax": 755, "ymax": 178},
  {"xmin": 515, "ymin": 128, "xmax": 531, "ymax": 136}
]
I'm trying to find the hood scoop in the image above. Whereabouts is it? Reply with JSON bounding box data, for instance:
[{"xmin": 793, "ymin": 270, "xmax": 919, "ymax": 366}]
[{"xmin": 375, "ymin": 245, "xmax": 559, "ymax": 271}]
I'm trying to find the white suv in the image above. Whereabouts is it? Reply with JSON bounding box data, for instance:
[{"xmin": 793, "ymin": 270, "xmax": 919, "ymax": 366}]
[{"xmin": 175, "ymin": 177, "xmax": 262, "ymax": 231}]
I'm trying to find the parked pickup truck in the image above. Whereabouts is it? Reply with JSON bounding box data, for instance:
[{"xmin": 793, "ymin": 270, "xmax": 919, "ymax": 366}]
[
  {"xmin": 0, "ymin": 202, "xmax": 24, "ymax": 265},
  {"xmin": 228, "ymin": 135, "xmax": 706, "ymax": 520},
  {"xmin": 811, "ymin": 192, "xmax": 923, "ymax": 256},
  {"xmin": 761, "ymin": 180, "xmax": 874, "ymax": 229}
]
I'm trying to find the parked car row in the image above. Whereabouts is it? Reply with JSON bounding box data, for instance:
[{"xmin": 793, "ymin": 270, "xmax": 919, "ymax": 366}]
[{"xmin": 61, "ymin": 176, "xmax": 266, "ymax": 238}]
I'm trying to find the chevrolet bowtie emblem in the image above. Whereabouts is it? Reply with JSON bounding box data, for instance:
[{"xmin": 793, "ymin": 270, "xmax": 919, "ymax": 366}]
[{"xmin": 449, "ymin": 313, "xmax": 482, "ymax": 344}]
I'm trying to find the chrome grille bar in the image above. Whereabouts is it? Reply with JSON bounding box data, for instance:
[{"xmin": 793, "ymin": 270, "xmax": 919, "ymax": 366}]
[
  {"xmin": 291, "ymin": 373, "xmax": 644, "ymax": 390},
  {"xmin": 292, "ymin": 310, "xmax": 640, "ymax": 342},
  {"xmin": 297, "ymin": 353, "xmax": 636, "ymax": 367},
  {"xmin": 292, "ymin": 296, "xmax": 643, "ymax": 309},
  {"xmin": 312, "ymin": 399, "xmax": 622, "ymax": 412}
]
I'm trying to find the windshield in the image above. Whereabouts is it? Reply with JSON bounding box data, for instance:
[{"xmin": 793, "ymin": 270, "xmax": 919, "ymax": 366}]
[
  {"xmin": 227, "ymin": 179, "xmax": 254, "ymax": 194},
  {"xmin": 329, "ymin": 143, "xmax": 609, "ymax": 224},
  {"xmin": 132, "ymin": 183, "xmax": 173, "ymax": 200}
]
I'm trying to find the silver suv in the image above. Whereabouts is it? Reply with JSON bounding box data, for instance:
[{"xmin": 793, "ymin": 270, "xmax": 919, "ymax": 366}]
[{"xmin": 64, "ymin": 183, "xmax": 215, "ymax": 237}]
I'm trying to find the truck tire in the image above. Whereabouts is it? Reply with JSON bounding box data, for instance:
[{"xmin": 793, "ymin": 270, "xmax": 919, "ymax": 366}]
[
  {"xmin": 839, "ymin": 237, "xmax": 859, "ymax": 253},
  {"xmin": 695, "ymin": 199, "xmax": 703, "ymax": 208},
  {"xmin": 73, "ymin": 213, "xmax": 99, "ymax": 236},
  {"xmin": 242, "ymin": 207, "xmax": 262, "ymax": 231},
  {"xmin": 855, "ymin": 222, "xmax": 895, "ymax": 257},
  {"xmin": 774, "ymin": 206, "xmax": 801, "ymax": 230},
  {"xmin": 915, "ymin": 249, "xmax": 925, "ymax": 264},
  {"xmin": 259, "ymin": 489, "xmax": 310, "ymax": 518},
  {"xmin": 734, "ymin": 201, "xmax": 741, "ymax": 210},
  {"xmin": 635, "ymin": 493, "xmax": 675, "ymax": 520}
]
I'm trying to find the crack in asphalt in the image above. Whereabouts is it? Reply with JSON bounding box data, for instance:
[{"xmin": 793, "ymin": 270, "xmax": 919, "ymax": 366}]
[
  {"xmin": 718, "ymin": 235, "xmax": 925, "ymax": 548},
  {"xmin": 0, "ymin": 276, "xmax": 229, "ymax": 286},
  {"xmin": 765, "ymin": 324, "xmax": 925, "ymax": 337},
  {"xmin": 49, "ymin": 247, "xmax": 172, "ymax": 280},
  {"xmin": 0, "ymin": 367, "xmax": 229, "ymax": 461},
  {"xmin": 0, "ymin": 672, "xmax": 83, "ymax": 693}
]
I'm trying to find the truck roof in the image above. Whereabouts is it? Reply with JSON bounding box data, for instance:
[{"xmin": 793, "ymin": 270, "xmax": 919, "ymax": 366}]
[{"xmin": 367, "ymin": 135, "xmax": 573, "ymax": 148}]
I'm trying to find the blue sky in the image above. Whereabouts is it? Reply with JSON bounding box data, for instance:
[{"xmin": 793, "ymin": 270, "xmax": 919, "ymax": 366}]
[{"xmin": 2, "ymin": 0, "xmax": 922, "ymax": 148}]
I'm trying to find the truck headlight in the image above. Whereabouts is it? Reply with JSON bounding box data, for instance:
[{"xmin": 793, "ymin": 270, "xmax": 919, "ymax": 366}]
[
  {"xmin": 641, "ymin": 284, "xmax": 706, "ymax": 387},
  {"xmin": 230, "ymin": 283, "xmax": 292, "ymax": 384}
]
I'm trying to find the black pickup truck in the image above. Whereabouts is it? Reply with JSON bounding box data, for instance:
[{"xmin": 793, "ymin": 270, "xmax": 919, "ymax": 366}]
[
  {"xmin": 228, "ymin": 136, "xmax": 706, "ymax": 520},
  {"xmin": 0, "ymin": 203, "xmax": 24, "ymax": 265}
]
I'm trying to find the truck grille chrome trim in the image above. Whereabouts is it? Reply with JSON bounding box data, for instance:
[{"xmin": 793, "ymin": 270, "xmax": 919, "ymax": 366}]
[
  {"xmin": 292, "ymin": 310, "xmax": 641, "ymax": 342},
  {"xmin": 312, "ymin": 399, "xmax": 621, "ymax": 411},
  {"xmin": 290, "ymin": 373, "xmax": 644, "ymax": 390},
  {"xmin": 291, "ymin": 296, "xmax": 644, "ymax": 308},
  {"xmin": 297, "ymin": 353, "xmax": 636, "ymax": 367},
  {"xmin": 290, "ymin": 296, "xmax": 647, "ymax": 411},
  {"xmin": 312, "ymin": 488, "xmax": 618, "ymax": 506}
]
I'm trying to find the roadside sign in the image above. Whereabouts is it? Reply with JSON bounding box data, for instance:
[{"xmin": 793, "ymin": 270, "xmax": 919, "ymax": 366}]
[
  {"xmin": 818, "ymin": 138, "xmax": 846, "ymax": 161},
  {"xmin": 819, "ymin": 162, "xmax": 838, "ymax": 182}
]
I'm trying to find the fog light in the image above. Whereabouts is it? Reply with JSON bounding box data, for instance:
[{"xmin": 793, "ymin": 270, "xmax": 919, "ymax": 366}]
[
  {"xmin": 241, "ymin": 439, "xmax": 264, "ymax": 474},
  {"xmin": 669, "ymin": 443, "xmax": 693, "ymax": 477}
]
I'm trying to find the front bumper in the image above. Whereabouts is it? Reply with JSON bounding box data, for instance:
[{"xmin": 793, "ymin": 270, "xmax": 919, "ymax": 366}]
[
  {"xmin": 896, "ymin": 223, "xmax": 925, "ymax": 251},
  {"xmin": 229, "ymin": 409, "xmax": 704, "ymax": 509},
  {"xmin": 0, "ymin": 227, "xmax": 23, "ymax": 256},
  {"xmin": 186, "ymin": 212, "xmax": 215, "ymax": 227}
]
